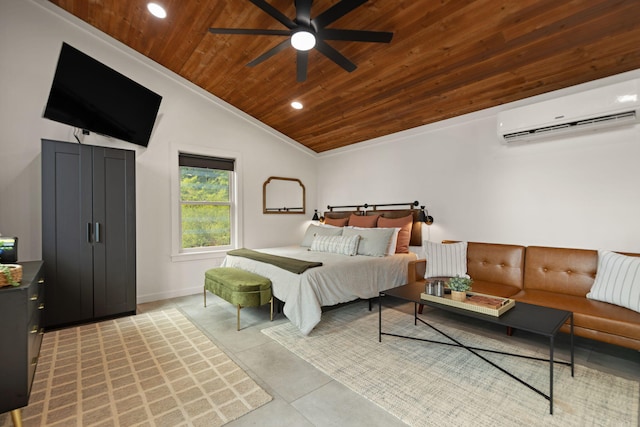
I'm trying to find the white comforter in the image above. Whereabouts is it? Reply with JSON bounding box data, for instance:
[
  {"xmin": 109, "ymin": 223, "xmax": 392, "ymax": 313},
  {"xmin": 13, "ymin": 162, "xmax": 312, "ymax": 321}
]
[{"xmin": 222, "ymin": 246, "xmax": 416, "ymax": 335}]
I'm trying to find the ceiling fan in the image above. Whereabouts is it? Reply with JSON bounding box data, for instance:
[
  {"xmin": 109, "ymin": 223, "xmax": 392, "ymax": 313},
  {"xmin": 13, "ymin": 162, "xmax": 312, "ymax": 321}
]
[{"xmin": 208, "ymin": 0, "xmax": 393, "ymax": 82}]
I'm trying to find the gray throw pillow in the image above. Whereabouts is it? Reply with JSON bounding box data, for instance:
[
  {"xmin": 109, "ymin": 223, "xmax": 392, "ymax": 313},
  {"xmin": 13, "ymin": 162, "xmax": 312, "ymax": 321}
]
[{"xmin": 342, "ymin": 227, "xmax": 395, "ymax": 257}]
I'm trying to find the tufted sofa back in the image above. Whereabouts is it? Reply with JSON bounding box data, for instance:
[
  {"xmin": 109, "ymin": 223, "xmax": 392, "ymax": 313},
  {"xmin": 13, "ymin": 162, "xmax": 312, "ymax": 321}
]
[
  {"xmin": 523, "ymin": 246, "xmax": 598, "ymax": 297},
  {"xmin": 465, "ymin": 242, "xmax": 526, "ymax": 289},
  {"xmin": 524, "ymin": 246, "xmax": 640, "ymax": 297}
]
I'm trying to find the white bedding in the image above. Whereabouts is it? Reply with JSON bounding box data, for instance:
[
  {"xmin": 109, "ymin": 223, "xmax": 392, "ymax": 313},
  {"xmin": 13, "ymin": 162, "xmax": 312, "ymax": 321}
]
[{"xmin": 221, "ymin": 246, "xmax": 416, "ymax": 335}]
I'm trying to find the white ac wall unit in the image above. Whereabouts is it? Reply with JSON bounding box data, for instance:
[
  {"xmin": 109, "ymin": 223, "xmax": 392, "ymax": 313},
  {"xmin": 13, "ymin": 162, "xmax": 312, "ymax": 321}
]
[{"xmin": 497, "ymin": 80, "xmax": 639, "ymax": 143}]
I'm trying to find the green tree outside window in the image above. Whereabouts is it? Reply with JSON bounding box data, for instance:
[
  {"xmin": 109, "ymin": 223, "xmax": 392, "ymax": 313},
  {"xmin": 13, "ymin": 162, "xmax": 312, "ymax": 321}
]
[{"xmin": 180, "ymin": 166, "xmax": 232, "ymax": 249}]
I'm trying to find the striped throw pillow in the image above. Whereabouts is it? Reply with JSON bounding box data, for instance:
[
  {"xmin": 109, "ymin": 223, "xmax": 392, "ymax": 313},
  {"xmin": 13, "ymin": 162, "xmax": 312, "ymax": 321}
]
[
  {"xmin": 310, "ymin": 234, "xmax": 360, "ymax": 256},
  {"xmin": 300, "ymin": 224, "xmax": 343, "ymax": 247},
  {"xmin": 424, "ymin": 241, "xmax": 468, "ymax": 278},
  {"xmin": 587, "ymin": 250, "xmax": 640, "ymax": 313}
]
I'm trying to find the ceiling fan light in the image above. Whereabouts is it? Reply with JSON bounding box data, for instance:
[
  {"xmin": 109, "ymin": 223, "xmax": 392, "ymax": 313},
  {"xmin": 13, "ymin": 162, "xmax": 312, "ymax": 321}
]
[
  {"xmin": 291, "ymin": 31, "xmax": 316, "ymax": 51},
  {"xmin": 147, "ymin": 3, "xmax": 167, "ymax": 19}
]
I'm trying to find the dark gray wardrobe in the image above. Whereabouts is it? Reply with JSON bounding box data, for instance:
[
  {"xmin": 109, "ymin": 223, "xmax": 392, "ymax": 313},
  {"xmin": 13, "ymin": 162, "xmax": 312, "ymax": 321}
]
[{"xmin": 42, "ymin": 139, "xmax": 136, "ymax": 328}]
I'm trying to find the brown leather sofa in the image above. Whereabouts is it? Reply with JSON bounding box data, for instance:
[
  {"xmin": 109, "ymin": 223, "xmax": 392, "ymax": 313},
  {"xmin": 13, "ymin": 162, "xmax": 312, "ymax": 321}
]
[{"xmin": 408, "ymin": 242, "xmax": 640, "ymax": 350}]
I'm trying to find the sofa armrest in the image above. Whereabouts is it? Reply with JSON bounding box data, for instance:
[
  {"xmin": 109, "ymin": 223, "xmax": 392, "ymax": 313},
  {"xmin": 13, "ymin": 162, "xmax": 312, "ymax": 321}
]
[{"xmin": 408, "ymin": 259, "xmax": 426, "ymax": 283}]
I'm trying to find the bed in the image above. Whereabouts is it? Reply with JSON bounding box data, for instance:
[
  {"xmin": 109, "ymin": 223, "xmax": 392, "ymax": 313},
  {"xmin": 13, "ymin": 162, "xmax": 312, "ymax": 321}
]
[{"xmin": 221, "ymin": 208, "xmax": 423, "ymax": 335}]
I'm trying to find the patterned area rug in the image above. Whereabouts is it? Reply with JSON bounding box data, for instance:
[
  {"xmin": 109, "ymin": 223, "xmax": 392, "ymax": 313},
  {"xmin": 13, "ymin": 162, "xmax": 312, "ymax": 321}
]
[
  {"xmin": 1, "ymin": 309, "xmax": 271, "ymax": 427},
  {"xmin": 262, "ymin": 302, "xmax": 639, "ymax": 427}
]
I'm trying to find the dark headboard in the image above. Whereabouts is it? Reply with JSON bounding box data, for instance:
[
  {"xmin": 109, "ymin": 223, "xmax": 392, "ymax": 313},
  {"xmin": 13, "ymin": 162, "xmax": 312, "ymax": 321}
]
[{"xmin": 323, "ymin": 209, "xmax": 422, "ymax": 246}]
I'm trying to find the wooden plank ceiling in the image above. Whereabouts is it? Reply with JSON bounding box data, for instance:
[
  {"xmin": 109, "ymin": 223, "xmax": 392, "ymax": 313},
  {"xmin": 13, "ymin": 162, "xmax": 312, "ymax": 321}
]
[{"xmin": 49, "ymin": 0, "xmax": 640, "ymax": 153}]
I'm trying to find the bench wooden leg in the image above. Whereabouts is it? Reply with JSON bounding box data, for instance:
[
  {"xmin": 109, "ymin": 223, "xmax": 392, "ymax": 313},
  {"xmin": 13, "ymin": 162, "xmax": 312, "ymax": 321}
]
[
  {"xmin": 270, "ymin": 297, "xmax": 274, "ymax": 321},
  {"xmin": 203, "ymin": 288, "xmax": 207, "ymax": 307},
  {"xmin": 237, "ymin": 304, "xmax": 241, "ymax": 331}
]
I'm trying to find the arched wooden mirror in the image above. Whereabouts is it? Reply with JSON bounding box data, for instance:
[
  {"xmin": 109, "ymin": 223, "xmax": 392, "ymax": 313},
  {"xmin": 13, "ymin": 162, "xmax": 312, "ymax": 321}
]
[{"xmin": 263, "ymin": 176, "xmax": 305, "ymax": 214}]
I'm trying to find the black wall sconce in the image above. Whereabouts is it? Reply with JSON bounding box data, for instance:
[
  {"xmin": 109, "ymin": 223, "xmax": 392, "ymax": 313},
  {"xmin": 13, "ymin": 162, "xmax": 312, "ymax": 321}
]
[{"xmin": 419, "ymin": 206, "xmax": 434, "ymax": 225}]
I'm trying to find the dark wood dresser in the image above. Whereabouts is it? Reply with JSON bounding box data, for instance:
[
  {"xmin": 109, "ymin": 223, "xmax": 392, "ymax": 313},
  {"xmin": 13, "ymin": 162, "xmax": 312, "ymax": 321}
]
[{"xmin": 0, "ymin": 261, "xmax": 45, "ymax": 426}]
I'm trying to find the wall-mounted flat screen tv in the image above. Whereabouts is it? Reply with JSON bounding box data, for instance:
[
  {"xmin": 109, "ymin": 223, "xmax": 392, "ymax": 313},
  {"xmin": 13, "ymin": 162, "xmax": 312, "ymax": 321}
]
[{"xmin": 43, "ymin": 42, "xmax": 162, "ymax": 147}]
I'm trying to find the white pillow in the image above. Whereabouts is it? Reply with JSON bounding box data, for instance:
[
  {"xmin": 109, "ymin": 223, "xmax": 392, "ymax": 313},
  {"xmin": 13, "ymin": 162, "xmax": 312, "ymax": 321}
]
[
  {"xmin": 343, "ymin": 227, "xmax": 395, "ymax": 257},
  {"xmin": 424, "ymin": 241, "xmax": 469, "ymax": 278},
  {"xmin": 309, "ymin": 234, "xmax": 360, "ymax": 256},
  {"xmin": 301, "ymin": 224, "xmax": 343, "ymax": 247},
  {"xmin": 347, "ymin": 226, "xmax": 400, "ymax": 256},
  {"xmin": 587, "ymin": 250, "xmax": 640, "ymax": 313},
  {"xmin": 382, "ymin": 228, "xmax": 401, "ymax": 256}
]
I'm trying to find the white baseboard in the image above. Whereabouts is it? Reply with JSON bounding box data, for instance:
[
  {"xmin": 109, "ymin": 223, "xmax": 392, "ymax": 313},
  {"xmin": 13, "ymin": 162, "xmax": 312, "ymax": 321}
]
[{"xmin": 137, "ymin": 285, "xmax": 202, "ymax": 304}]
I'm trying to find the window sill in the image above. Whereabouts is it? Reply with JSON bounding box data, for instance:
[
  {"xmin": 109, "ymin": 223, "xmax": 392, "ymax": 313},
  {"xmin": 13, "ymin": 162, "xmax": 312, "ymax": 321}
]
[{"xmin": 171, "ymin": 250, "xmax": 229, "ymax": 263}]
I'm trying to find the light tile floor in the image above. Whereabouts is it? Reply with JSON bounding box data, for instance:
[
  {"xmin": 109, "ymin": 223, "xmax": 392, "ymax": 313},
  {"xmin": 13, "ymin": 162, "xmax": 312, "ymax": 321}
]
[{"xmin": 140, "ymin": 293, "xmax": 640, "ymax": 427}]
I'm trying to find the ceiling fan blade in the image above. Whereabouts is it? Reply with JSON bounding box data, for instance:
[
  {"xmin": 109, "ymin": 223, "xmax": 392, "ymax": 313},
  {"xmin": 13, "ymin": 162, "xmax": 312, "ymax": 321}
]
[
  {"xmin": 313, "ymin": 0, "xmax": 367, "ymax": 29},
  {"xmin": 208, "ymin": 28, "xmax": 290, "ymax": 36},
  {"xmin": 319, "ymin": 28, "xmax": 393, "ymax": 43},
  {"xmin": 295, "ymin": 0, "xmax": 313, "ymax": 26},
  {"xmin": 296, "ymin": 50, "xmax": 309, "ymax": 82},
  {"xmin": 315, "ymin": 40, "xmax": 357, "ymax": 72},
  {"xmin": 247, "ymin": 39, "xmax": 291, "ymax": 67},
  {"xmin": 249, "ymin": 0, "xmax": 297, "ymax": 29}
]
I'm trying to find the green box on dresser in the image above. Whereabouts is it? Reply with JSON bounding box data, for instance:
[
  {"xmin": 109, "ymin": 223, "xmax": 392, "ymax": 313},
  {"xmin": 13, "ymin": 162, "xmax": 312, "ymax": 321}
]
[{"xmin": 0, "ymin": 261, "xmax": 45, "ymax": 425}]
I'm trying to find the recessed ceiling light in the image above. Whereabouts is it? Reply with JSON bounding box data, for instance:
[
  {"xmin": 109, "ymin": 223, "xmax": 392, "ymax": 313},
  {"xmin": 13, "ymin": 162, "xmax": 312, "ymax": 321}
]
[
  {"xmin": 291, "ymin": 101, "xmax": 303, "ymax": 110},
  {"xmin": 147, "ymin": 3, "xmax": 167, "ymax": 19}
]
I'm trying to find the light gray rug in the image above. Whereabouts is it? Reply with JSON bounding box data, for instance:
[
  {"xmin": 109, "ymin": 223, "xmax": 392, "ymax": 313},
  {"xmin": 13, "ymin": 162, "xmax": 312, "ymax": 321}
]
[{"xmin": 262, "ymin": 302, "xmax": 639, "ymax": 427}]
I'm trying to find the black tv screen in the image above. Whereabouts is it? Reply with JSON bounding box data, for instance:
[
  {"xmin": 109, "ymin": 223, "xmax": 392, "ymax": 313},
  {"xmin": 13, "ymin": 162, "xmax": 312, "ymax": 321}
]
[{"xmin": 44, "ymin": 43, "xmax": 162, "ymax": 147}]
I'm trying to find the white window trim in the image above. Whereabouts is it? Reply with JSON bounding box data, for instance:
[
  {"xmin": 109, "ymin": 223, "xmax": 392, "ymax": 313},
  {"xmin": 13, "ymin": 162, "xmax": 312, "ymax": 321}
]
[{"xmin": 170, "ymin": 142, "xmax": 243, "ymax": 262}]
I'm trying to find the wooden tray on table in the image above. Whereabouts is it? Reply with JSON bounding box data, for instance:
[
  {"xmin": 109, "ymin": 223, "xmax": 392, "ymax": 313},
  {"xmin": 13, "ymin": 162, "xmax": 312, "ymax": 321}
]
[{"xmin": 420, "ymin": 291, "xmax": 515, "ymax": 317}]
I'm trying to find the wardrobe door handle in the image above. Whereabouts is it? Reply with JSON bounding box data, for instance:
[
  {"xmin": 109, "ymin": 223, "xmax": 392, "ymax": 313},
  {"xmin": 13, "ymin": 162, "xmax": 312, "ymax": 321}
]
[
  {"xmin": 95, "ymin": 222, "xmax": 100, "ymax": 243},
  {"xmin": 87, "ymin": 223, "xmax": 93, "ymax": 243}
]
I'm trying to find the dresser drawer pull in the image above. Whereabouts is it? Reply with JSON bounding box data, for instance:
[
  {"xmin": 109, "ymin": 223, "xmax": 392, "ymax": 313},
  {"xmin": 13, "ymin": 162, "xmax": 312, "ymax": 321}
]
[
  {"xmin": 30, "ymin": 326, "xmax": 38, "ymax": 334},
  {"xmin": 30, "ymin": 294, "xmax": 38, "ymax": 301},
  {"xmin": 38, "ymin": 303, "xmax": 45, "ymax": 310},
  {"xmin": 31, "ymin": 357, "xmax": 38, "ymax": 366},
  {"xmin": 38, "ymin": 278, "xmax": 45, "ymax": 284}
]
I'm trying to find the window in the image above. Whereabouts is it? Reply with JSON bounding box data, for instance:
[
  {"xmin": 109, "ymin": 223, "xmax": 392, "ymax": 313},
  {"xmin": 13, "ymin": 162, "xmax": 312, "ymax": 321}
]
[{"xmin": 179, "ymin": 153, "xmax": 235, "ymax": 251}]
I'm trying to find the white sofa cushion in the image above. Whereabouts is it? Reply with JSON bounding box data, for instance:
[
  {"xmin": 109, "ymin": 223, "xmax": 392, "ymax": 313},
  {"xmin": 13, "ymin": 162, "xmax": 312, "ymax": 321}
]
[
  {"xmin": 424, "ymin": 241, "xmax": 468, "ymax": 278},
  {"xmin": 587, "ymin": 250, "xmax": 640, "ymax": 313}
]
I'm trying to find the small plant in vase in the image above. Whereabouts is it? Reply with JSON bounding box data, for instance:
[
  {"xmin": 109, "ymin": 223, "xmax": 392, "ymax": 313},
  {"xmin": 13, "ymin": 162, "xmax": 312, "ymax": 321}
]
[{"xmin": 447, "ymin": 276, "xmax": 473, "ymax": 301}]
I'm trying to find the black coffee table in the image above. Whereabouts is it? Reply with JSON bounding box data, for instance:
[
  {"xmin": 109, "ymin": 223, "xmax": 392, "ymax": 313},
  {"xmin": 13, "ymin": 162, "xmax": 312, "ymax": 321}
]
[{"xmin": 379, "ymin": 282, "xmax": 574, "ymax": 415}]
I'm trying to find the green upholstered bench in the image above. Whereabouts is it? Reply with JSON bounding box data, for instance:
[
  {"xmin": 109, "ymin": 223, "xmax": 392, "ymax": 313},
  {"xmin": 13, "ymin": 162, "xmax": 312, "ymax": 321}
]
[{"xmin": 204, "ymin": 267, "xmax": 273, "ymax": 330}]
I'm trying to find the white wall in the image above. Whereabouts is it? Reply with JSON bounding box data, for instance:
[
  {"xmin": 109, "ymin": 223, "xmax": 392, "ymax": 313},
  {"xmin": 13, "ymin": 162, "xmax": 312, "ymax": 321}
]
[
  {"xmin": 2, "ymin": 0, "xmax": 639, "ymax": 308},
  {"xmin": 0, "ymin": 0, "xmax": 317, "ymax": 302},
  {"xmin": 318, "ymin": 71, "xmax": 640, "ymax": 253}
]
